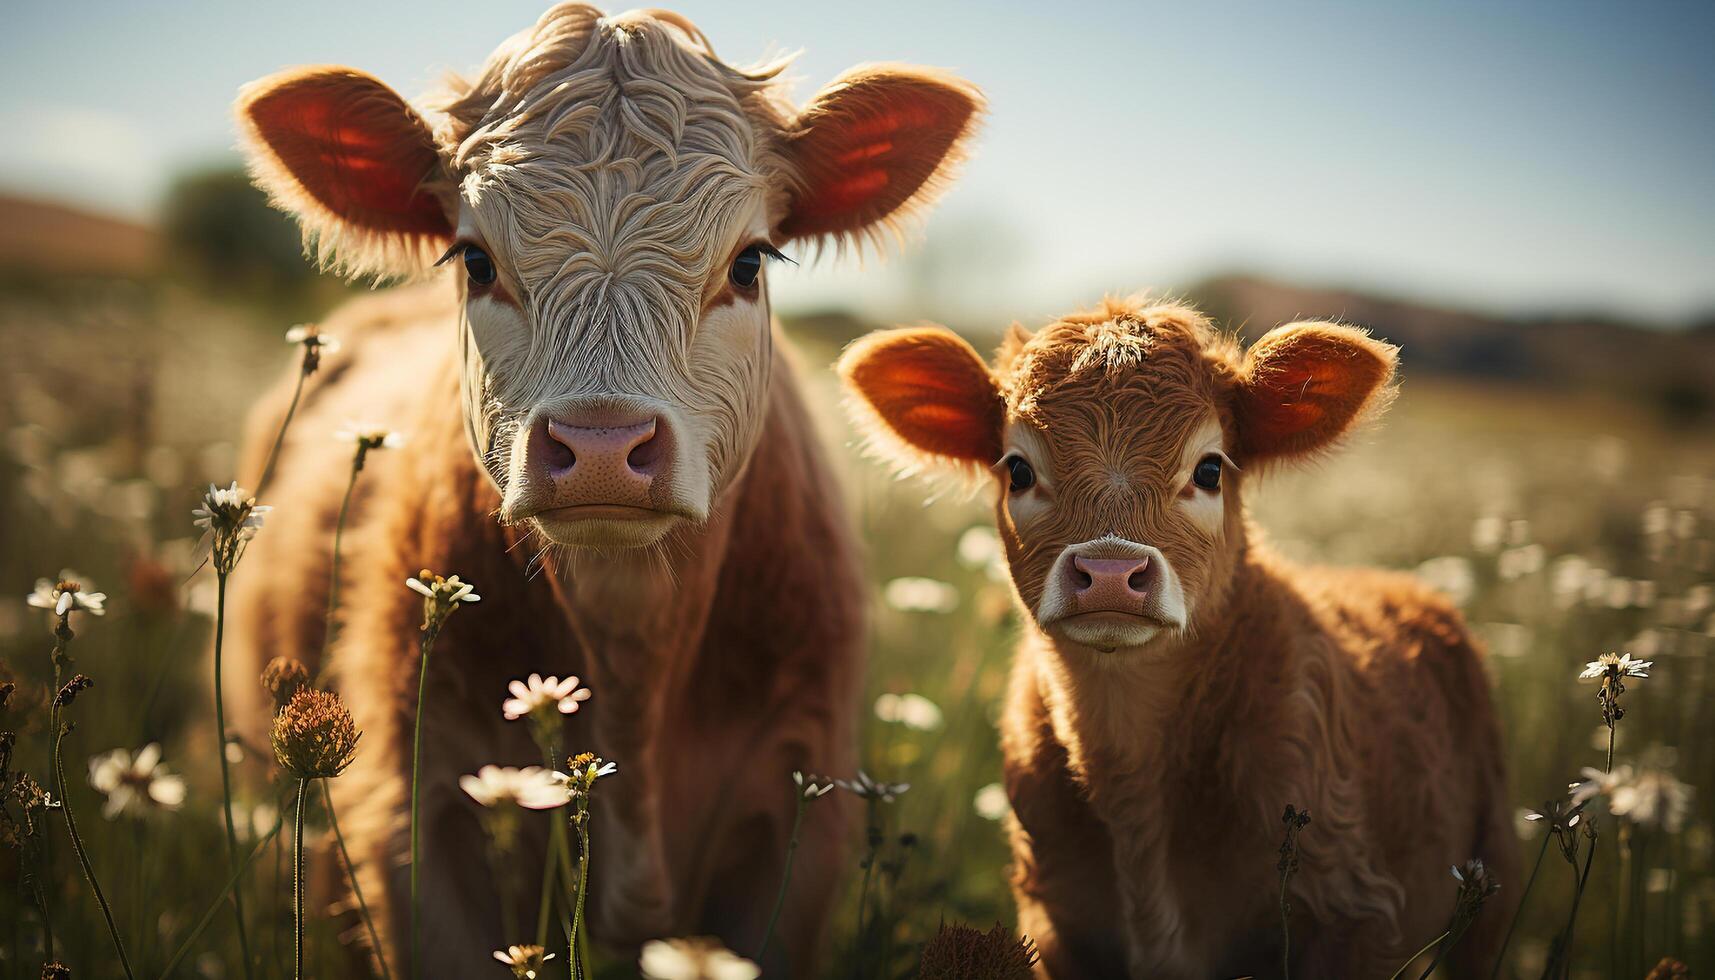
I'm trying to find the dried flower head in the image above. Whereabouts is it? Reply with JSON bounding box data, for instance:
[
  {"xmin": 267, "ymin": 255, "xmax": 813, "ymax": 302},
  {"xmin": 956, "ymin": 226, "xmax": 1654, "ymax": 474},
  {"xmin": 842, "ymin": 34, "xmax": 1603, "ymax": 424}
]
[
  {"xmin": 459, "ymin": 765, "xmax": 568, "ymax": 810},
  {"xmin": 285, "ymin": 323, "xmax": 338, "ymax": 375},
  {"xmin": 792, "ymin": 771, "xmax": 835, "ymax": 799},
  {"xmin": 492, "ymin": 944, "xmax": 555, "ymax": 979},
  {"xmin": 838, "ymin": 770, "xmax": 909, "ymax": 803},
  {"xmin": 1449, "ymin": 859, "xmax": 1501, "ymax": 935},
  {"xmin": 88, "ymin": 743, "xmax": 187, "ymax": 820},
  {"xmin": 193, "ymin": 483, "xmax": 271, "ymax": 574},
  {"xmin": 26, "ymin": 572, "xmax": 106, "ymax": 619},
  {"xmin": 406, "ymin": 570, "xmax": 480, "ymax": 634},
  {"xmin": 53, "ymin": 674, "xmax": 93, "ymax": 707},
  {"xmin": 1526, "ymin": 798, "xmax": 1585, "ymax": 863},
  {"xmin": 261, "ymin": 657, "xmax": 311, "ymax": 707},
  {"xmin": 917, "ymin": 922, "xmax": 1040, "ymax": 980},
  {"xmin": 271, "ymin": 688, "xmax": 361, "ymax": 779},
  {"xmin": 40, "ymin": 963, "xmax": 71, "ymax": 980},
  {"xmin": 502, "ymin": 674, "xmax": 591, "ymax": 722},
  {"xmin": 0, "ymin": 680, "xmax": 14, "ymax": 710},
  {"xmin": 638, "ymin": 937, "xmax": 760, "ymax": 980},
  {"xmin": 1278, "ymin": 804, "xmax": 1312, "ymax": 876},
  {"xmin": 1645, "ymin": 957, "xmax": 1691, "ymax": 980}
]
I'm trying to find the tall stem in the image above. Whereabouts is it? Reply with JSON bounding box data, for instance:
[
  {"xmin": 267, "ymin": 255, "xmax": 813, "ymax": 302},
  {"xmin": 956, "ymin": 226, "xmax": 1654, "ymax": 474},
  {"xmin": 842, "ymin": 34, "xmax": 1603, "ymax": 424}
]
[
  {"xmin": 758, "ymin": 798, "xmax": 808, "ymax": 963},
  {"xmin": 409, "ymin": 625, "xmax": 440, "ymax": 979},
  {"xmin": 570, "ymin": 806, "xmax": 593, "ymax": 980},
  {"xmin": 213, "ymin": 572, "xmax": 255, "ymax": 979},
  {"xmin": 322, "ymin": 458, "xmax": 361, "ymax": 662},
  {"xmin": 1386, "ymin": 929, "xmax": 1450, "ymax": 980},
  {"xmin": 255, "ymin": 368, "xmax": 306, "ymax": 495},
  {"xmin": 157, "ymin": 811, "xmax": 283, "ymax": 980},
  {"xmin": 53, "ymin": 723, "xmax": 135, "ymax": 978},
  {"xmin": 1490, "ymin": 833, "xmax": 1551, "ymax": 979},
  {"xmin": 293, "ymin": 779, "xmax": 307, "ymax": 980},
  {"xmin": 323, "ymin": 780, "xmax": 392, "ymax": 980},
  {"xmin": 1279, "ymin": 873, "xmax": 1293, "ymax": 980}
]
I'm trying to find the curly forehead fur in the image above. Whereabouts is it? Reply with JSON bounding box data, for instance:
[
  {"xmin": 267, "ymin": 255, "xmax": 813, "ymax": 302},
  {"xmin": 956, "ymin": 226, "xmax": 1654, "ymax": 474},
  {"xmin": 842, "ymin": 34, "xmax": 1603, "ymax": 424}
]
[
  {"xmin": 428, "ymin": 6, "xmax": 795, "ymax": 398},
  {"xmin": 999, "ymin": 295, "xmax": 1244, "ymax": 431}
]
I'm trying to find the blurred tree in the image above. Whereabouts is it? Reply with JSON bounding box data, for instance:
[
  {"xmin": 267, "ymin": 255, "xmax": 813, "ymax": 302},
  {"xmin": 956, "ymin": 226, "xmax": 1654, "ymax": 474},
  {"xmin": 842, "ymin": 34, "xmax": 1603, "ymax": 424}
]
[{"xmin": 159, "ymin": 167, "xmax": 324, "ymax": 310}]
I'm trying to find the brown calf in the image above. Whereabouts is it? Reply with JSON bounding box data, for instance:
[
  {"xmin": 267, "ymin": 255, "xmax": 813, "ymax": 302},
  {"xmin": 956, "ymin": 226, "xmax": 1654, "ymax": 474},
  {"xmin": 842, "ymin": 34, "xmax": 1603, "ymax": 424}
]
[
  {"xmin": 839, "ymin": 297, "xmax": 1517, "ymax": 978},
  {"xmin": 224, "ymin": 5, "xmax": 982, "ymax": 975}
]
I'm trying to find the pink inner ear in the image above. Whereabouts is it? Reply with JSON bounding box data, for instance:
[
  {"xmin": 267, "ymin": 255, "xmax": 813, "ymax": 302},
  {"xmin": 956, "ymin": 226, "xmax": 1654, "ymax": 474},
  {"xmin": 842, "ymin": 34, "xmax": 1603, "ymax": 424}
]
[{"xmin": 248, "ymin": 78, "xmax": 449, "ymax": 237}]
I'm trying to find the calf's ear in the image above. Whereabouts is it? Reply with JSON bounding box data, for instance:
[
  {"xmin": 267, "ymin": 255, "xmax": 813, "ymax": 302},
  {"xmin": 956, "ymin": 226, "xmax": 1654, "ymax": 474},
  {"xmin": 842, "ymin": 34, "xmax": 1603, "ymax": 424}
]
[
  {"xmin": 779, "ymin": 66, "xmax": 983, "ymax": 246},
  {"xmin": 1235, "ymin": 321, "xmax": 1398, "ymax": 463},
  {"xmin": 236, "ymin": 66, "xmax": 455, "ymax": 279},
  {"xmin": 838, "ymin": 327, "xmax": 1005, "ymax": 473}
]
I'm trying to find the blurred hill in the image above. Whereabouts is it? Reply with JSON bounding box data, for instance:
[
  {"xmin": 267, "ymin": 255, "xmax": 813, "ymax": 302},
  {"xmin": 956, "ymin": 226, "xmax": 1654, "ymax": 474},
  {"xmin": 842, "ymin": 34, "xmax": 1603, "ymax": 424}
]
[
  {"xmin": 0, "ymin": 194, "xmax": 161, "ymax": 277},
  {"xmin": 1193, "ymin": 275, "xmax": 1715, "ymax": 426}
]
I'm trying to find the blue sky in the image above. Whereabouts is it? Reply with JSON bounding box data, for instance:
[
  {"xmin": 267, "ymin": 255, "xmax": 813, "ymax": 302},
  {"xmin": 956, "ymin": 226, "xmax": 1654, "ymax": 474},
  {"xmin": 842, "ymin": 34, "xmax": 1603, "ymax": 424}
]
[{"xmin": 3, "ymin": 0, "xmax": 1712, "ymax": 325}]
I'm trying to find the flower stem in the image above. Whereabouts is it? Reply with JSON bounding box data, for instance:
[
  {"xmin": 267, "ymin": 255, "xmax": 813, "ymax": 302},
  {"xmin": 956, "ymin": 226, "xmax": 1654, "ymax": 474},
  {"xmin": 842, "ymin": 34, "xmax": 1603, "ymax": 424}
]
[
  {"xmin": 1279, "ymin": 872, "xmax": 1293, "ymax": 980},
  {"xmin": 293, "ymin": 778, "xmax": 307, "ymax": 980},
  {"xmin": 1385, "ymin": 929, "xmax": 1449, "ymax": 980},
  {"xmin": 1489, "ymin": 833, "xmax": 1551, "ymax": 979},
  {"xmin": 52, "ymin": 722, "xmax": 135, "ymax": 978},
  {"xmin": 213, "ymin": 571, "xmax": 256, "ymax": 980},
  {"xmin": 323, "ymin": 780, "xmax": 392, "ymax": 980},
  {"xmin": 571, "ymin": 811, "xmax": 593, "ymax": 980},
  {"xmin": 409, "ymin": 624, "xmax": 440, "ymax": 979},
  {"xmin": 322, "ymin": 456, "xmax": 362, "ymax": 662},
  {"xmin": 758, "ymin": 796, "xmax": 809, "ymax": 964},
  {"xmin": 157, "ymin": 810, "xmax": 283, "ymax": 980},
  {"xmin": 255, "ymin": 367, "xmax": 307, "ymax": 495}
]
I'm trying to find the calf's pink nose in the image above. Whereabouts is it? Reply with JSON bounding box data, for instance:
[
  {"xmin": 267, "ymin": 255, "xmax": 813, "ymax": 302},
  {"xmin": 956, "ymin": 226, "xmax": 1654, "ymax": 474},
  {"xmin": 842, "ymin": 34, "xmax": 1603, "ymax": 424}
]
[
  {"xmin": 1070, "ymin": 555, "xmax": 1152, "ymax": 612},
  {"xmin": 543, "ymin": 417, "xmax": 661, "ymax": 506}
]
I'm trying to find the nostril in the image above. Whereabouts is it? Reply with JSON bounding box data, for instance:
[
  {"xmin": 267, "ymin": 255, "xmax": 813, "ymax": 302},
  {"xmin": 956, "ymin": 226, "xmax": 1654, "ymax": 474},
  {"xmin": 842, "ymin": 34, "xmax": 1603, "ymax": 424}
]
[
  {"xmin": 1070, "ymin": 564, "xmax": 1094, "ymax": 591},
  {"xmin": 626, "ymin": 424, "xmax": 663, "ymax": 474},
  {"xmin": 1127, "ymin": 561, "xmax": 1150, "ymax": 593}
]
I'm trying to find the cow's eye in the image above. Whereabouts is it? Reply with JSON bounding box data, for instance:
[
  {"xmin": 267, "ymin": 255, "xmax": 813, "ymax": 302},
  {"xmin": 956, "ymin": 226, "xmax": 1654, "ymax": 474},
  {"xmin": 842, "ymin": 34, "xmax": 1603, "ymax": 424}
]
[
  {"xmin": 463, "ymin": 245, "xmax": 497, "ymax": 286},
  {"xmin": 1006, "ymin": 455, "xmax": 1036, "ymax": 493},
  {"xmin": 1192, "ymin": 455, "xmax": 1223, "ymax": 491},
  {"xmin": 730, "ymin": 243, "xmax": 788, "ymax": 290},
  {"xmin": 730, "ymin": 246, "xmax": 765, "ymax": 288}
]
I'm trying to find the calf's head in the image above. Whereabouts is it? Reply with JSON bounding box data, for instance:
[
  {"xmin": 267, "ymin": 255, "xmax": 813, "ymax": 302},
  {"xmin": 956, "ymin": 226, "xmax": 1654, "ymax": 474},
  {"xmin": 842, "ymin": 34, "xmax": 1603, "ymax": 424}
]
[
  {"xmin": 236, "ymin": 4, "xmax": 980, "ymax": 548},
  {"xmin": 840, "ymin": 297, "xmax": 1396, "ymax": 654}
]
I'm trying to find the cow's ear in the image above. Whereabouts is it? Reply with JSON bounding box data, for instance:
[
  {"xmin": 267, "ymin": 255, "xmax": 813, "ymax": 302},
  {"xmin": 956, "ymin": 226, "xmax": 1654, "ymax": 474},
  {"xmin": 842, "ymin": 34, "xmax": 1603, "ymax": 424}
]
[
  {"xmin": 236, "ymin": 66, "xmax": 455, "ymax": 279},
  {"xmin": 779, "ymin": 66, "xmax": 983, "ymax": 246},
  {"xmin": 838, "ymin": 326, "xmax": 1005, "ymax": 473},
  {"xmin": 1235, "ymin": 322, "xmax": 1398, "ymax": 463}
]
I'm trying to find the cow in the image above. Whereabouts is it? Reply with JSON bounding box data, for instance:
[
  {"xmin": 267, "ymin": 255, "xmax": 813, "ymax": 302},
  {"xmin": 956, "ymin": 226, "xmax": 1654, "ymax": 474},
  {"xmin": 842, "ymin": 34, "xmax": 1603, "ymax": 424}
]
[
  {"xmin": 224, "ymin": 5, "xmax": 982, "ymax": 975},
  {"xmin": 836, "ymin": 296, "xmax": 1518, "ymax": 978}
]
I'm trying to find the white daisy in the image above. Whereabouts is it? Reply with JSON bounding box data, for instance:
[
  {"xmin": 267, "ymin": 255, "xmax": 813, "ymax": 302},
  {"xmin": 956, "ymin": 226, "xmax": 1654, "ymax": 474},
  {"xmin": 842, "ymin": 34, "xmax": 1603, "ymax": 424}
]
[
  {"xmin": 874, "ymin": 692, "xmax": 943, "ymax": 732},
  {"xmin": 459, "ymin": 765, "xmax": 568, "ymax": 811},
  {"xmin": 492, "ymin": 944, "xmax": 555, "ymax": 979},
  {"xmin": 26, "ymin": 571, "xmax": 106, "ymax": 618},
  {"xmin": 837, "ymin": 770, "xmax": 909, "ymax": 803},
  {"xmin": 1578, "ymin": 652, "xmax": 1652, "ymax": 681},
  {"xmin": 882, "ymin": 577, "xmax": 960, "ymax": 614},
  {"xmin": 88, "ymin": 743, "xmax": 187, "ymax": 820},
  {"xmin": 639, "ymin": 937, "xmax": 760, "ymax": 980},
  {"xmin": 335, "ymin": 423, "xmax": 406, "ymax": 452},
  {"xmin": 973, "ymin": 782, "xmax": 1011, "ymax": 821},
  {"xmin": 792, "ymin": 771, "xmax": 835, "ymax": 799},
  {"xmin": 502, "ymin": 674, "xmax": 592, "ymax": 722}
]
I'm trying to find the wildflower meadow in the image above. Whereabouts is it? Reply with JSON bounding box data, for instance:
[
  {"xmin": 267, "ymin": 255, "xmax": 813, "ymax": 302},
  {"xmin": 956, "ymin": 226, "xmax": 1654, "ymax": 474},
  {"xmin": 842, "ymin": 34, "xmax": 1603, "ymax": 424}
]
[{"xmin": 1, "ymin": 278, "xmax": 1712, "ymax": 979}]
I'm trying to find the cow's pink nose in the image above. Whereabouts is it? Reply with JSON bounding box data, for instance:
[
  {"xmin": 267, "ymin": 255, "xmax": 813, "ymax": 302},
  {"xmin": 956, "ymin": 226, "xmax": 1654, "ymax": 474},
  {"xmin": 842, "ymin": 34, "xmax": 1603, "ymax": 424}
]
[
  {"xmin": 541, "ymin": 416, "xmax": 664, "ymax": 507},
  {"xmin": 1069, "ymin": 555, "xmax": 1153, "ymax": 612}
]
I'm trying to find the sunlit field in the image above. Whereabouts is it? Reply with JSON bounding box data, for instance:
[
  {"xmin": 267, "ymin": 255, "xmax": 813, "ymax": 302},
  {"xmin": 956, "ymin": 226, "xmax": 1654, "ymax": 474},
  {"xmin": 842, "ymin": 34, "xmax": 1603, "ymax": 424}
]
[{"xmin": 1, "ymin": 278, "xmax": 1711, "ymax": 978}]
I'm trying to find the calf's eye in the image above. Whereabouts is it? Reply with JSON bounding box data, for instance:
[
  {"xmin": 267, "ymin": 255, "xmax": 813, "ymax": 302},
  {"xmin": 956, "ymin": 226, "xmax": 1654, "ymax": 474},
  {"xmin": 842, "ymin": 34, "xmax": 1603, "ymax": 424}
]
[
  {"xmin": 1192, "ymin": 455, "xmax": 1223, "ymax": 491},
  {"xmin": 463, "ymin": 245, "xmax": 497, "ymax": 286},
  {"xmin": 1006, "ymin": 455, "xmax": 1036, "ymax": 492}
]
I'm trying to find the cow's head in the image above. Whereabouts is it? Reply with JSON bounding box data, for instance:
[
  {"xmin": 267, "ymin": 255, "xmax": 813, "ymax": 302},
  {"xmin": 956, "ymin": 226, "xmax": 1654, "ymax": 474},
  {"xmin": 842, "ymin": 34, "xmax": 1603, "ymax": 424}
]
[
  {"xmin": 237, "ymin": 4, "xmax": 980, "ymax": 549},
  {"xmin": 839, "ymin": 297, "xmax": 1396, "ymax": 655}
]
